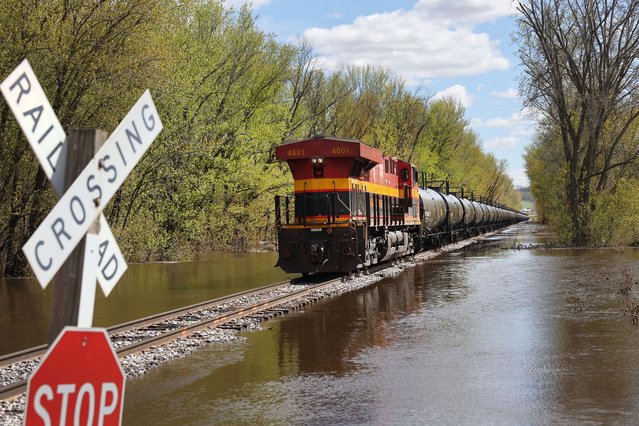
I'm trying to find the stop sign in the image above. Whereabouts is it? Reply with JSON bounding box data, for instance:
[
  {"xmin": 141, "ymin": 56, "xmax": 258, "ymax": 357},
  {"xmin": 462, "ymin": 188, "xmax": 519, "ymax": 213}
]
[{"xmin": 25, "ymin": 327, "xmax": 125, "ymax": 426}]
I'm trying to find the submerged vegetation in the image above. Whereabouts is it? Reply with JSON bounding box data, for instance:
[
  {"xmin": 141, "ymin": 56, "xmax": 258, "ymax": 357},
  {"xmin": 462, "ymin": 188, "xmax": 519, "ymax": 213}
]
[{"xmin": 0, "ymin": 0, "xmax": 519, "ymax": 277}]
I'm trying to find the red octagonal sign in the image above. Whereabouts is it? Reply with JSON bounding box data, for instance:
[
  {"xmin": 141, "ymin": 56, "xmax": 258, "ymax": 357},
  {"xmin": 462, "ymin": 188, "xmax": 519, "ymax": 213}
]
[{"xmin": 25, "ymin": 327, "xmax": 125, "ymax": 426}]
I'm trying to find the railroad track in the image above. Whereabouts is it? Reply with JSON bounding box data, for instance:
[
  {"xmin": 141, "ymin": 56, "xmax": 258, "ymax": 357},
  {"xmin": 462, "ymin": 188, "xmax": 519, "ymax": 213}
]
[
  {"xmin": 0, "ymin": 280, "xmax": 295, "ymax": 368},
  {"xmin": 0, "ymin": 274, "xmax": 348, "ymax": 401},
  {"xmin": 0, "ymin": 232, "xmax": 501, "ymax": 408}
]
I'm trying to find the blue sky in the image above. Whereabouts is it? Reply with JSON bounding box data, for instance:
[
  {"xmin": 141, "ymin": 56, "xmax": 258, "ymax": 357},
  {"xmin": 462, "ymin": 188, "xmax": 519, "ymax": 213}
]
[{"xmin": 228, "ymin": 0, "xmax": 535, "ymax": 187}]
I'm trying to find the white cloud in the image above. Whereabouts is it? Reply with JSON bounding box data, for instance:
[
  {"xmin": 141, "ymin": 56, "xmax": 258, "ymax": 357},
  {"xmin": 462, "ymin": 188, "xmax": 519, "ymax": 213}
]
[
  {"xmin": 224, "ymin": 0, "xmax": 272, "ymax": 9},
  {"xmin": 471, "ymin": 110, "xmax": 536, "ymax": 132},
  {"xmin": 303, "ymin": 0, "xmax": 513, "ymax": 81},
  {"xmin": 414, "ymin": 0, "xmax": 517, "ymax": 23},
  {"xmin": 509, "ymin": 167, "xmax": 530, "ymax": 187},
  {"xmin": 434, "ymin": 84, "xmax": 475, "ymax": 107},
  {"xmin": 490, "ymin": 88, "xmax": 519, "ymax": 99},
  {"xmin": 473, "ymin": 109, "xmax": 538, "ymax": 165},
  {"xmin": 485, "ymin": 136, "xmax": 519, "ymax": 149},
  {"xmin": 472, "ymin": 116, "xmax": 512, "ymax": 128}
]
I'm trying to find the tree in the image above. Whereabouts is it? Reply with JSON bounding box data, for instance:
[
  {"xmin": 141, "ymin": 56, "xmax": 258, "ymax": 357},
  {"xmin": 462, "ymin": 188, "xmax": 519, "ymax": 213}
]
[{"xmin": 516, "ymin": 0, "xmax": 639, "ymax": 245}]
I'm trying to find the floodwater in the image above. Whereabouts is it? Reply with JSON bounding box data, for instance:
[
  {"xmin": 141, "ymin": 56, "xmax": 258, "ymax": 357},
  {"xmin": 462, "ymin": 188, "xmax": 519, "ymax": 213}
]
[
  {"xmin": 0, "ymin": 252, "xmax": 292, "ymax": 355},
  {"xmin": 122, "ymin": 223, "xmax": 639, "ymax": 424}
]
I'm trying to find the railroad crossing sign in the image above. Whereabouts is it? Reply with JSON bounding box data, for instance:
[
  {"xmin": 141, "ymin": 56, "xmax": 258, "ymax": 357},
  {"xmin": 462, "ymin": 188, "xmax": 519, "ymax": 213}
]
[
  {"xmin": 0, "ymin": 60, "xmax": 126, "ymax": 296},
  {"xmin": 21, "ymin": 88, "xmax": 162, "ymax": 286},
  {"xmin": 0, "ymin": 59, "xmax": 161, "ymax": 426},
  {"xmin": 1, "ymin": 60, "xmax": 162, "ymax": 289},
  {"xmin": 24, "ymin": 328, "xmax": 125, "ymax": 426}
]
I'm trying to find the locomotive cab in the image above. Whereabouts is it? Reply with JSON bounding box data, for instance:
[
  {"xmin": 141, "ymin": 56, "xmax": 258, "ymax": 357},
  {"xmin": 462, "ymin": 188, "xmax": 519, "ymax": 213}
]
[{"xmin": 275, "ymin": 137, "xmax": 381, "ymax": 226}]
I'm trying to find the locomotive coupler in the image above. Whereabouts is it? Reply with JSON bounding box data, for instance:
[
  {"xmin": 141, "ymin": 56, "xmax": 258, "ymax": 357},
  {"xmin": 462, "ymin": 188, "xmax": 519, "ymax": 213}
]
[{"xmin": 309, "ymin": 243, "xmax": 325, "ymax": 264}]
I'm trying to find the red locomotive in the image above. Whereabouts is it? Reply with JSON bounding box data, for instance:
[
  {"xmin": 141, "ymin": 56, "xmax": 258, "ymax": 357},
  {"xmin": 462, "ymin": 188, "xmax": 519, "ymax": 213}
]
[{"xmin": 274, "ymin": 136, "xmax": 527, "ymax": 274}]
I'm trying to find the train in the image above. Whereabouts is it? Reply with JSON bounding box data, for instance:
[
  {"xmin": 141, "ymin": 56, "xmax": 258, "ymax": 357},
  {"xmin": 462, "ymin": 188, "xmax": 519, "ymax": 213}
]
[{"xmin": 274, "ymin": 136, "xmax": 528, "ymax": 275}]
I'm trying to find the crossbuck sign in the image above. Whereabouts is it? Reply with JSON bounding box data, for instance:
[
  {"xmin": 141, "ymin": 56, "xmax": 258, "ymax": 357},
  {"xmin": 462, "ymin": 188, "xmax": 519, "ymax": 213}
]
[
  {"xmin": 1, "ymin": 60, "xmax": 125, "ymax": 296},
  {"xmin": 22, "ymin": 89, "xmax": 162, "ymax": 285},
  {"xmin": 1, "ymin": 59, "xmax": 162, "ymax": 293}
]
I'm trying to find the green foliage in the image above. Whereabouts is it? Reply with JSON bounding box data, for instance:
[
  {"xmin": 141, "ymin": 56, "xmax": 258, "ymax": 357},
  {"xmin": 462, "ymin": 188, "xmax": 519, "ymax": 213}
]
[
  {"xmin": 0, "ymin": 0, "xmax": 521, "ymax": 275},
  {"xmin": 0, "ymin": 0, "xmax": 173, "ymax": 274},
  {"xmin": 524, "ymin": 134, "xmax": 572, "ymax": 242},
  {"xmin": 525, "ymin": 122, "xmax": 639, "ymax": 246},
  {"xmin": 516, "ymin": 0, "xmax": 639, "ymax": 245},
  {"xmin": 588, "ymin": 179, "xmax": 639, "ymax": 247}
]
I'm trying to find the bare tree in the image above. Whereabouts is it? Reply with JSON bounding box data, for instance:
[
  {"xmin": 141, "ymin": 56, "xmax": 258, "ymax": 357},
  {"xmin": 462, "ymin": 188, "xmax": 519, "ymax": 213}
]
[
  {"xmin": 280, "ymin": 40, "xmax": 352, "ymax": 144},
  {"xmin": 517, "ymin": 0, "xmax": 639, "ymax": 245}
]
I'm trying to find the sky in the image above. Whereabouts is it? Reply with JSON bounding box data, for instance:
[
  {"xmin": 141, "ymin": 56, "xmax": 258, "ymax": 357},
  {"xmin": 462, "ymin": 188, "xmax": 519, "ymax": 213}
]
[{"xmin": 227, "ymin": 0, "xmax": 536, "ymax": 187}]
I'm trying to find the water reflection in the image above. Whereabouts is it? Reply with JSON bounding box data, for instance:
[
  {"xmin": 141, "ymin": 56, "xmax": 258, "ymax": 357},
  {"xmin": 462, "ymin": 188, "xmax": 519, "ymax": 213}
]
[
  {"xmin": 0, "ymin": 252, "xmax": 293, "ymax": 354},
  {"xmin": 276, "ymin": 272, "xmax": 423, "ymax": 376},
  {"xmin": 123, "ymin": 223, "xmax": 639, "ymax": 424},
  {"xmin": 124, "ymin": 269, "xmax": 432, "ymax": 425}
]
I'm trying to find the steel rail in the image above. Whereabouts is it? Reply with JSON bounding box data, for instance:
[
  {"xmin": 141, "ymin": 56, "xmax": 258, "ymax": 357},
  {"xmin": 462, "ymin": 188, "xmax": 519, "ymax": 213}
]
[
  {"xmin": 1, "ymin": 263, "xmax": 399, "ymax": 400},
  {"xmin": 0, "ymin": 280, "xmax": 295, "ymax": 369},
  {"xmin": 0, "ymin": 277, "xmax": 338, "ymax": 401},
  {"xmin": 115, "ymin": 276, "xmax": 343, "ymax": 357},
  {"xmin": 107, "ymin": 279, "xmax": 295, "ymax": 335}
]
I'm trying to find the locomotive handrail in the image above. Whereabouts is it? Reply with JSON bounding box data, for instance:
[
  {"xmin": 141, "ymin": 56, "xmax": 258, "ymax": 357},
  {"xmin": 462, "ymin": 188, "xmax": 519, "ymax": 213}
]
[
  {"xmin": 333, "ymin": 181, "xmax": 340, "ymax": 223},
  {"xmin": 303, "ymin": 181, "xmax": 308, "ymax": 226},
  {"xmin": 337, "ymin": 195, "xmax": 351, "ymax": 219},
  {"xmin": 274, "ymin": 195, "xmax": 295, "ymax": 226},
  {"xmin": 285, "ymin": 196, "xmax": 290, "ymax": 225},
  {"xmin": 277, "ymin": 190, "xmax": 358, "ymax": 227},
  {"xmin": 325, "ymin": 193, "xmax": 334, "ymax": 224}
]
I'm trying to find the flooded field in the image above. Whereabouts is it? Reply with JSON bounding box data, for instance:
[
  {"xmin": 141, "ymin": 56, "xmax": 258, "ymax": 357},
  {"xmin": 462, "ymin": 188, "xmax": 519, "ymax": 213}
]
[
  {"xmin": 0, "ymin": 252, "xmax": 292, "ymax": 354},
  {"xmin": 122, "ymin": 223, "xmax": 639, "ymax": 424}
]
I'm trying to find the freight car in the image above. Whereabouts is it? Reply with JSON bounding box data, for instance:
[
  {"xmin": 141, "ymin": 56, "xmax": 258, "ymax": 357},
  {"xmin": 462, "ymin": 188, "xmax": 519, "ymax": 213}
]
[{"xmin": 274, "ymin": 136, "xmax": 527, "ymax": 274}]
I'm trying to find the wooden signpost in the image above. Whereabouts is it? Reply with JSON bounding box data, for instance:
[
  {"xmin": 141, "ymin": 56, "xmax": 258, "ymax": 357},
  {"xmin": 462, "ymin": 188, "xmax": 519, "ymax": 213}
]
[{"xmin": 1, "ymin": 59, "xmax": 163, "ymax": 425}]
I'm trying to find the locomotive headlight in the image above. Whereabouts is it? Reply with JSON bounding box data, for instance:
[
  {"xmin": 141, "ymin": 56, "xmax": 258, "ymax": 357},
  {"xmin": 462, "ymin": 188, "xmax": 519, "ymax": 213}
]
[
  {"xmin": 317, "ymin": 157, "xmax": 324, "ymax": 164},
  {"xmin": 311, "ymin": 158, "xmax": 318, "ymax": 164}
]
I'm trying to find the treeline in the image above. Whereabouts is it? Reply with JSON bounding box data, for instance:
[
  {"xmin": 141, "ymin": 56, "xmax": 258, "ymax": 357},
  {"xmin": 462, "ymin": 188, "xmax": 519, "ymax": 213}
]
[
  {"xmin": 0, "ymin": 0, "xmax": 519, "ymax": 276},
  {"xmin": 518, "ymin": 187, "xmax": 534, "ymax": 204},
  {"xmin": 518, "ymin": 0, "xmax": 639, "ymax": 246}
]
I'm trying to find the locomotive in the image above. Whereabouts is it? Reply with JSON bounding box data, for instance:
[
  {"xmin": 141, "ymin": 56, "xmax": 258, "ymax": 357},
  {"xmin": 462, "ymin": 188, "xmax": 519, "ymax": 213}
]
[{"xmin": 274, "ymin": 136, "xmax": 527, "ymax": 274}]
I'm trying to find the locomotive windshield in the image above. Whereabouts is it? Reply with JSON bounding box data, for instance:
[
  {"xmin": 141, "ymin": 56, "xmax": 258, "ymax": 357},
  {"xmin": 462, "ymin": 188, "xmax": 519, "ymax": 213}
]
[{"xmin": 295, "ymin": 192, "xmax": 350, "ymax": 224}]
